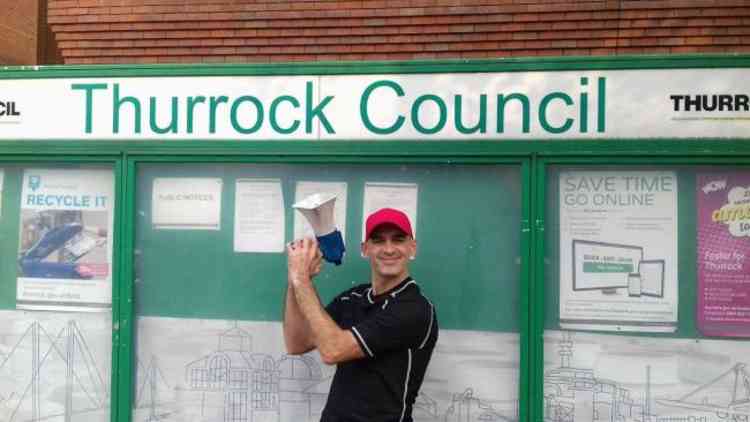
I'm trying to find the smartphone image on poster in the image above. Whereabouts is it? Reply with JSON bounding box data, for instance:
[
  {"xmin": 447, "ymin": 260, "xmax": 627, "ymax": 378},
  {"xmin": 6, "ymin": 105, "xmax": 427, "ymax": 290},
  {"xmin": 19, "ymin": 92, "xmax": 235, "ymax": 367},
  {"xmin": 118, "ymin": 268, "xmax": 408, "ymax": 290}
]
[{"xmin": 628, "ymin": 273, "xmax": 642, "ymax": 297}]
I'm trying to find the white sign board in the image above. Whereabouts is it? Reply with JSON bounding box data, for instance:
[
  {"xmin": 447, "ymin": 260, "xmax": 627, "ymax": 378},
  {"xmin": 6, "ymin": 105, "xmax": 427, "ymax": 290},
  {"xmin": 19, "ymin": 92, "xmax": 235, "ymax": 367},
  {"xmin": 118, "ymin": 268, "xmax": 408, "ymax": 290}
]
[
  {"xmin": 559, "ymin": 170, "xmax": 678, "ymax": 332},
  {"xmin": 0, "ymin": 69, "xmax": 748, "ymax": 140},
  {"xmin": 152, "ymin": 178, "xmax": 223, "ymax": 230}
]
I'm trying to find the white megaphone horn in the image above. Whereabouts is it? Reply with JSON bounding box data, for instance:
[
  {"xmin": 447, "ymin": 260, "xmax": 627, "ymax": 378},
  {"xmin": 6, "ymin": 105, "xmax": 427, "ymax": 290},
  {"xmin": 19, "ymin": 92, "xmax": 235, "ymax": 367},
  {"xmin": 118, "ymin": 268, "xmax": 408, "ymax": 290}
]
[
  {"xmin": 293, "ymin": 193, "xmax": 346, "ymax": 265},
  {"xmin": 294, "ymin": 193, "xmax": 337, "ymax": 236}
]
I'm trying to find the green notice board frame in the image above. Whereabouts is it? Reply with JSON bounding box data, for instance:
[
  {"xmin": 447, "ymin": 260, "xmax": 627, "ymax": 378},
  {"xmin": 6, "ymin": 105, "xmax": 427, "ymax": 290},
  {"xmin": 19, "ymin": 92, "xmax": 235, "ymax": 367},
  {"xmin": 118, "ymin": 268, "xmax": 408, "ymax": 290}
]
[
  {"xmin": 120, "ymin": 152, "xmax": 533, "ymax": 422},
  {"xmin": 0, "ymin": 54, "xmax": 748, "ymax": 422},
  {"xmin": 532, "ymin": 156, "xmax": 750, "ymax": 422}
]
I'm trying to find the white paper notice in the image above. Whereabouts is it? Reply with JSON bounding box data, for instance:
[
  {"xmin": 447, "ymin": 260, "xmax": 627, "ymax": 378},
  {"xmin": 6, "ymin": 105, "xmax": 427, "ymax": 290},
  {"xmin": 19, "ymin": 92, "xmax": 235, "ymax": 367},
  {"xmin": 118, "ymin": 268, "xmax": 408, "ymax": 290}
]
[
  {"xmin": 362, "ymin": 182, "xmax": 418, "ymax": 241},
  {"xmin": 234, "ymin": 179, "xmax": 285, "ymax": 253},
  {"xmin": 152, "ymin": 178, "xmax": 222, "ymax": 230},
  {"xmin": 294, "ymin": 181, "xmax": 348, "ymax": 240}
]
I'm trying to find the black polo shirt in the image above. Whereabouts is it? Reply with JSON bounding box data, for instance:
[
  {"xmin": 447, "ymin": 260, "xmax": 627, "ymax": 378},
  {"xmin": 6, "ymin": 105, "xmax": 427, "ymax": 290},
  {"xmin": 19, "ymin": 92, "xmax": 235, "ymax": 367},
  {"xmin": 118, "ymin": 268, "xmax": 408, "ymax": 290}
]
[{"xmin": 321, "ymin": 277, "xmax": 438, "ymax": 422}]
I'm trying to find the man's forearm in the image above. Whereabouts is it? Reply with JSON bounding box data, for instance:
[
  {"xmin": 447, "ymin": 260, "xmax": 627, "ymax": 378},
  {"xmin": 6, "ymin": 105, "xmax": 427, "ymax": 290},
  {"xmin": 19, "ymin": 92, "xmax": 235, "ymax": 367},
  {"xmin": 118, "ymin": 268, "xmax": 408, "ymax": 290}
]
[
  {"xmin": 283, "ymin": 283, "xmax": 315, "ymax": 354},
  {"xmin": 291, "ymin": 279, "xmax": 352, "ymax": 363}
]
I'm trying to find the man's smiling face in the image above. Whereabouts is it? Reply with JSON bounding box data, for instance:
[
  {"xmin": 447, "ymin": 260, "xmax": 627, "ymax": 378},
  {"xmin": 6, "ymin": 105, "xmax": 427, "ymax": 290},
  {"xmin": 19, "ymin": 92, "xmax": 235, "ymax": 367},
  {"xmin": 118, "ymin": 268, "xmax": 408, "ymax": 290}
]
[{"xmin": 362, "ymin": 224, "xmax": 416, "ymax": 281}]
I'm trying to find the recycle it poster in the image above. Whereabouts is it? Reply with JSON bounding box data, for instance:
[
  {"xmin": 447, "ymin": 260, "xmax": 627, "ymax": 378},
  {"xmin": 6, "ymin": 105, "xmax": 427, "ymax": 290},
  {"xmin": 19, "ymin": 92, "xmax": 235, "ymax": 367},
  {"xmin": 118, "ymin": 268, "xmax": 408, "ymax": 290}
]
[
  {"xmin": 697, "ymin": 173, "xmax": 750, "ymax": 337},
  {"xmin": 17, "ymin": 169, "xmax": 114, "ymax": 312},
  {"xmin": 559, "ymin": 170, "xmax": 678, "ymax": 332}
]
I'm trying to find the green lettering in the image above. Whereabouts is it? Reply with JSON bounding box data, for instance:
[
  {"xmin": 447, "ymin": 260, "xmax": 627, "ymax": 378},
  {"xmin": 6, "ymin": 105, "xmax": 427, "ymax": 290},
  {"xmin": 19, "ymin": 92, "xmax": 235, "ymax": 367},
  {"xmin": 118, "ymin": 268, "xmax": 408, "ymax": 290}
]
[
  {"xmin": 539, "ymin": 92, "xmax": 573, "ymax": 134},
  {"xmin": 360, "ymin": 80, "xmax": 405, "ymax": 135},
  {"xmin": 209, "ymin": 96, "xmax": 229, "ymax": 134},
  {"xmin": 231, "ymin": 96, "xmax": 264, "ymax": 134},
  {"xmin": 580, "ymin": 77, "xmax": 588, "ymax": 133},
  {"xmin": 187, "ymin": 96, "xmax": 206, "ymax": 133},
  {"xmin": 412, "ymin": 94, "xmax": 447, "ymax": 135},
  {"xmin": 71, "ymin": 83, "xmax": 108, "ymax": 134},
  {"xmin": 455, "ymin": 94, "xmax": 486, "ymax": 134},
  {"xmin": 149, "ymin": 96, "xmax": 179, "ymax": 134},
  {"xmin": 270, "ymin": 95, "xmax": 300, "ymax": 134},
  {"xmin": 306, "ymin": 81, "xmax": 335, "ymax": 134},
  {"xmin": 598, "ymin": 77, "xmax": 606, "ymax": 133},
  {"xmin": 497, "ymin": 93, "xmax": 530, "ymax": 133},
  {"xmin": 113, "ymin": 83, "xmax": 141, "ymax": 134}
]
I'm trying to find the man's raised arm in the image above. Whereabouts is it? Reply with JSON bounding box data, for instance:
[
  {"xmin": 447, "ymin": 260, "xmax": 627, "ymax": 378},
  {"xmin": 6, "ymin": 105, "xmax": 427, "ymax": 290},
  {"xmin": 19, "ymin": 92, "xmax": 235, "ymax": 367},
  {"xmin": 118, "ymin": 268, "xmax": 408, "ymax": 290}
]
[{"xmin": 285, "ymin": 238, "xmax": 365, "ymax": 364}]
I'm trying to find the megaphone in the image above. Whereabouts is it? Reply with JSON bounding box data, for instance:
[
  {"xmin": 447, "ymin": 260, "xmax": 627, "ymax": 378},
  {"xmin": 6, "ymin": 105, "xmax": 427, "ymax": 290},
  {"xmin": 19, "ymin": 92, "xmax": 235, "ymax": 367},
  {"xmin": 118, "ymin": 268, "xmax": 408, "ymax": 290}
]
[{"xmin": 293, "ymin": 193, "xmax": 346, "ymax": 265}]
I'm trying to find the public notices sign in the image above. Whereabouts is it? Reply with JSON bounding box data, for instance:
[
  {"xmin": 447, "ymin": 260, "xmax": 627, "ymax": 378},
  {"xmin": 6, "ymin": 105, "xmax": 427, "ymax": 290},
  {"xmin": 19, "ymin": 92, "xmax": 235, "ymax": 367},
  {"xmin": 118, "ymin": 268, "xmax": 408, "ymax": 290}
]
[
  {"xmin": 697, "ymin": 173, "xmax": 750, "ymax": 337},
  {"xmin": 17, "ymin": 169, "xmax": 114, "ymax": 312},
  {"xmin": 559, "ymin": 170, "xmax": 678, "ymax": 332}
]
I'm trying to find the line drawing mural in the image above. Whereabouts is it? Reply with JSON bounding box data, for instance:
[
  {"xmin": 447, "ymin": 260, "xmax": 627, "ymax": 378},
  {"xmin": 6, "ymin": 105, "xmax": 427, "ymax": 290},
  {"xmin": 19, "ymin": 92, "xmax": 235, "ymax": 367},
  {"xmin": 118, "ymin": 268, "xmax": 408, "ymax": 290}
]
[
  {"xmin": 135, "ymin": 355, "xmax": 172, "ymax": 422},
  {"xmin": 543, "ymin": 330, "xmax": 750, "ymax": 422},
  {"xmin": 657, "ymin": 363, "xmax": 750, "ymax": 421},
  {"xmin": 184, "ymin": 324, "xmax": 282, "ymax": 422},
  {"xmin": 0, "ymin": 316, "xmax": 109, "ymax": 422},
  {"xmin": 5, "ymin": 314, "xmax": 750, "ymax": 422},
  {"xmin": 442, "ymin": 388, "xmax": 513, "ymax": 422},
  {"xmin": 544, "ymin": 331, "xmax": 647, "ymax": 422},
  {"xmin": 134, "ymin": 318, "xmax": 520, "ymax": 422}
]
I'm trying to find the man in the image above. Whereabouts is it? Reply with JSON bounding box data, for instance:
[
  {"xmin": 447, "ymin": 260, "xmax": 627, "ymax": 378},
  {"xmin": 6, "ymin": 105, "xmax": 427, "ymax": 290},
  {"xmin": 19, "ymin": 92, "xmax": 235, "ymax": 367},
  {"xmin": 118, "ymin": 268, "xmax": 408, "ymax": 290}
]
[{"xmin": 284, "ymin": 207, "xmax": 438, "ymax": 422}]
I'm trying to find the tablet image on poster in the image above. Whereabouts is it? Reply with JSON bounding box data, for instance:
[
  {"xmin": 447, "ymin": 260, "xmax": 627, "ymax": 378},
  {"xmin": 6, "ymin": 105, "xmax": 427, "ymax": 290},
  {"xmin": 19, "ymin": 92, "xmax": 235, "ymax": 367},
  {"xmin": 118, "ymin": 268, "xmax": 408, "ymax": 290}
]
[
  {"xmin": 697, "ymin": 173, "xmax": 750, "ymax": 337},
  {"xmin": 559, "ymin": 171, "xmax": 678, "ymax": 332},
  {"xmin": 17, "ymin": 169, "xmax": 114, "ymax": 312}
]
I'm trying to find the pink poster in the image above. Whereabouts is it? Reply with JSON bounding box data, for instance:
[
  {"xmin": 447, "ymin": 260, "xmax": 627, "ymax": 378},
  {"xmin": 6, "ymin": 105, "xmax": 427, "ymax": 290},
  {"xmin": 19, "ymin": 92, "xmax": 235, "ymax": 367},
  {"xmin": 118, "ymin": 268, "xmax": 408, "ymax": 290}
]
[{"xmin": 697, "ymin": 173, "xmax": 750, "ymax": 337}]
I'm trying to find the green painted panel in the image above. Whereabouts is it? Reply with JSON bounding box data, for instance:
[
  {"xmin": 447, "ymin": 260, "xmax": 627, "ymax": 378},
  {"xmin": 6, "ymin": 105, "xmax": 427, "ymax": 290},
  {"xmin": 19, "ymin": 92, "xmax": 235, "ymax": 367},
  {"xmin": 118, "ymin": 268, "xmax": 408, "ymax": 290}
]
[
  {"xmin": 134, "ymin": 163, "xmax": 522, "ymax": 332},
  {"xmin": 0, "ymin": 167, "xmax": 21, "ymax": 310}
]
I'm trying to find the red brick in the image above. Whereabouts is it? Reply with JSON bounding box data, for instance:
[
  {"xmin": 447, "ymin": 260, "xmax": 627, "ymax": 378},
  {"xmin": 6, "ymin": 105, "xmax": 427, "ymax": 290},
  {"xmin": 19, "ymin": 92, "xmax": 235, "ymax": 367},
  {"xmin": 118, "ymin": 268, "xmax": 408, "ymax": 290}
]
[
  {"xmin": 42, "ymin": 0, "xmax": 750, "ymax": 64},
  {"xmin": 590, "ymin": 47, "xmax": 617, "ymax": 55},
  {"xmin": 685, "ymin": 36, "xmax": 714, "ymax": 45}
]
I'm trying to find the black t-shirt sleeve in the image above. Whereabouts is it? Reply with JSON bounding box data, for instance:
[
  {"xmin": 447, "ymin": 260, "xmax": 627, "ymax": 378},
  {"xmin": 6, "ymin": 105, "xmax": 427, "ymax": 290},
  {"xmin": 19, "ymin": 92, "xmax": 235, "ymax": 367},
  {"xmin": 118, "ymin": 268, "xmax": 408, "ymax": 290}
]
[
  {"xmin": 350, "ymin": 299, "xmax": 433, "ymax": 358},
  {"xmin": 325, "ymin": 295, "xmax": 344, "ymax": 325},
  {"xmin": 326, "ymin": 288, "xmax": 360, "ymax": 325}
]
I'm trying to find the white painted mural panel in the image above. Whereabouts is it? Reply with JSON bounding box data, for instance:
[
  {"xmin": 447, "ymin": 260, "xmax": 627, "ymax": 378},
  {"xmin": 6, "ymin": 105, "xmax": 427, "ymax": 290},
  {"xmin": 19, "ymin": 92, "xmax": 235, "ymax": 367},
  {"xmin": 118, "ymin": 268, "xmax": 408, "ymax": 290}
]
[{"xmin": 132, "ymin": 316, "xmax": 520, "ymax": 422}]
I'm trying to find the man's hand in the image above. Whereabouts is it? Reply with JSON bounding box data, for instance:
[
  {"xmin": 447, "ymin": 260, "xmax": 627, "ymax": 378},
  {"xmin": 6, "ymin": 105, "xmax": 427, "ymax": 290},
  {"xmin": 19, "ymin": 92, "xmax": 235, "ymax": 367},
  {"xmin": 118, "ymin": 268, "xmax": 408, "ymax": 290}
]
[{"xmin": 287, "ymin": 238, "xmax": 323, "ymax": 286}]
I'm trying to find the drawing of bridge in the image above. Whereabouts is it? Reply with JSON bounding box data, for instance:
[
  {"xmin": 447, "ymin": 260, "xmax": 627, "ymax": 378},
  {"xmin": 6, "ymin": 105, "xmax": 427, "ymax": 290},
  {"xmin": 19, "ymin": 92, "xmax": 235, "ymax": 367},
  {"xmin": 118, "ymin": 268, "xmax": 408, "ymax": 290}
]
[{"xmin": 0, "ymin": 320, "xmax": 108, "ymax": 422}]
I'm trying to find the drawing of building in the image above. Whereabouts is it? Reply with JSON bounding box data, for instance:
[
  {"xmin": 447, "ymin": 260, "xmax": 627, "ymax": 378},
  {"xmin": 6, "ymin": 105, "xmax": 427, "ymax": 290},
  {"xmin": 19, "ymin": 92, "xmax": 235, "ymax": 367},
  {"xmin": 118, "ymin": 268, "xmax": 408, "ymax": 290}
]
[
  {"xmin": 298, "ymin": 375, "xmax": 333, "ymax": 421},
  {"xmin": 276, "ymin": 354, "xmax": 324, "ymax": 421},
  {"xmin": 443, "ymin": 388, "xmax": 513, "ymax": 422},
  {"xmin": 543, "ymin": 333, "xmax": 645, "ymax": 422},
  {"xmin": 413, "ymin": 392, "xmax": 439, "ymax": 420},
  {"xmin": 185, "ymin": 325, "xmax": 280, "ymax": 422}
]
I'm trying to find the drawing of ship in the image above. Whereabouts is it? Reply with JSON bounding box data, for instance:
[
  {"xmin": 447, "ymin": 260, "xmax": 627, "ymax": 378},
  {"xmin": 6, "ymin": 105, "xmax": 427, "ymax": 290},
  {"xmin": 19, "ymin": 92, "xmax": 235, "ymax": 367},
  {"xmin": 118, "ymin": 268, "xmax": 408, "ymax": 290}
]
[
  {"xmin": 544, "ymin": 332, "xmax": 646, "ymax": 422},
  {"xmin": 658, "ymin": 363, "xmax": 750, "ymax": 421}
]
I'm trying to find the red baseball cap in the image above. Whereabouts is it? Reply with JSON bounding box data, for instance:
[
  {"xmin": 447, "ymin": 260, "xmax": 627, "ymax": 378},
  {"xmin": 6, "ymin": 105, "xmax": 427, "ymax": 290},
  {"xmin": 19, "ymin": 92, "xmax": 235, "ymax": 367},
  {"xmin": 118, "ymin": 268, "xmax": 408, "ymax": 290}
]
[{"xmin": 365, "ymin": 208, "xmax": 414, "ymax": 240}]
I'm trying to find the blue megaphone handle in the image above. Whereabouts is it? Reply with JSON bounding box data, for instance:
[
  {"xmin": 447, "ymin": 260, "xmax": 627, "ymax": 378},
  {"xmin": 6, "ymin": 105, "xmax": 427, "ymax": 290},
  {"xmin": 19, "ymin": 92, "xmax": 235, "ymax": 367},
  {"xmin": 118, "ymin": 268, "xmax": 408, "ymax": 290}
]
[{"xmin": 317, "ymin": 230, "xmax": 345, "ymax": 266}]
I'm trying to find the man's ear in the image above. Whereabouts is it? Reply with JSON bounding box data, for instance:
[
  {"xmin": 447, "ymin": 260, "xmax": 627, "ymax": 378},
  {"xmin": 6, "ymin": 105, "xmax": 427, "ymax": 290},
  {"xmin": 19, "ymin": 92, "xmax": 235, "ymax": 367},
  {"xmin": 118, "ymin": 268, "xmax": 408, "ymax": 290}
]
[
  {"xmin": 360, "ymin": 241, "xmax": 368, "ymax": 259},
  {"xmin": 409, "ymin": 239, "xmax": 417, "ymax": 260}
]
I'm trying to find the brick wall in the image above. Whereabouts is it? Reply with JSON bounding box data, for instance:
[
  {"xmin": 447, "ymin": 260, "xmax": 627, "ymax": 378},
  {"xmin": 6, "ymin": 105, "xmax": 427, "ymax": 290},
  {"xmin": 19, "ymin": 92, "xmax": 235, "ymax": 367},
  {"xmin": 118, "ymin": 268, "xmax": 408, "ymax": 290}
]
[
  {"xmin": 1, "ymin": 0, "xmax": 41, "ymax": 65},
  {"xmin": 47, "ymin": 0, "xmax": 750, "ymax": 64}
]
